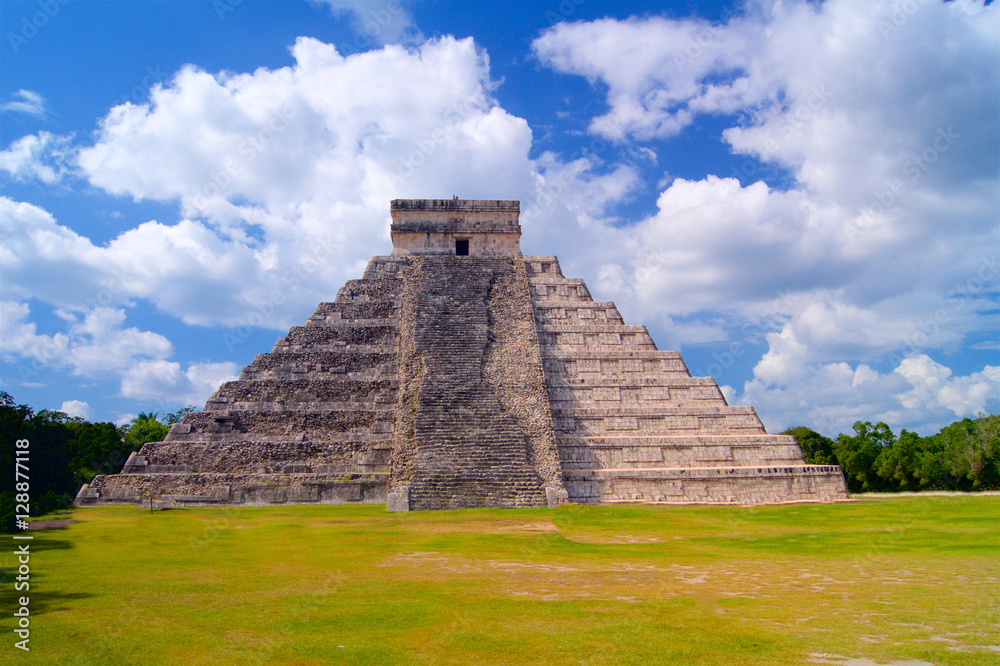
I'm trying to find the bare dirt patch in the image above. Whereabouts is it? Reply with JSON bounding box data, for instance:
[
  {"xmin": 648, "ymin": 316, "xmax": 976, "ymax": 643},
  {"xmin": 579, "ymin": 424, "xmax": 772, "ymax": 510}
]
[{"xmin": 27, "ymin": 518, "xmax": 73, "ymax": 530}]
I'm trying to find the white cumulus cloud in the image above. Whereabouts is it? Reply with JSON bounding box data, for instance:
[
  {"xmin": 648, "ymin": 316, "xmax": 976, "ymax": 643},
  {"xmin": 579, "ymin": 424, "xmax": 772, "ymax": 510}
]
[
  {"xmin": 120, "ymin": 359, "xmax": 237, "ymax": 406},
  {"xmin": 742, "ymin": 354, "xmax": 999, "ymax": 436},
  {"xmin": 0, "ymin": 300, "xmax": 234, "ymax": 405},
  {"xmin": 0, "ymin": 132, "xmax": 75, "ymax": 184},
  {"xmin": 59, "ymin": 400, "xmax": 94, "ymax": 420},
  {"xmin": 0, "ymin": 301, "xmax": 172, "ymax": 378},
  {"xmin": 315, "ymin": 0, "xmax": 421, "ymax": 46},
  {"xmin": 40, "ymin": 37, "xmax": 537, "ymax": 329}
]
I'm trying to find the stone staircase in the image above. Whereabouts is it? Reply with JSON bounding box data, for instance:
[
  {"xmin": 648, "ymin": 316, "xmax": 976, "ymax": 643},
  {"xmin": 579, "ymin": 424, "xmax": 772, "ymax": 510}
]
[
  {"xmin": 524, "ymin": 256, "xmax": 848, "ymax": 504},
  {"xmin": 393, "ymin": 256, "xmax": 556, "ymax": 510}
]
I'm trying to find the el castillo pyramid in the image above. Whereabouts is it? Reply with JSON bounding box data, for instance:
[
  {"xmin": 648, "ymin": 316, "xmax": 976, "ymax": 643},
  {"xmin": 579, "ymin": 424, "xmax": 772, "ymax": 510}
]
[{"xmin": 77, "ymin": 199, "xmax": 848, "ymax": 510}]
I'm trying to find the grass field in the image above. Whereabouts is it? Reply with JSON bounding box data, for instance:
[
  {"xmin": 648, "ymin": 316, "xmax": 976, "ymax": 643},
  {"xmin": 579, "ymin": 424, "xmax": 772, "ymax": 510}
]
[{"xmin": 2, "ymin": 495, "xmax": 998, "ymax": 665}]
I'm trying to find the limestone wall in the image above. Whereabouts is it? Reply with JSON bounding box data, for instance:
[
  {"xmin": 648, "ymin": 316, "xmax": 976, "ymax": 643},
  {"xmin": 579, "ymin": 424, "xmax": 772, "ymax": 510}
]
[
  {"xmin": 565, "ymin": 466, "xmax": 850, "ymax": 504},
  {"xmin": 389, "ymin": 231, "xmax": 521, "ymax": 256},
  {"xmin": 389, "ymin": 198, "xmax": 523, "ymax": 257}
]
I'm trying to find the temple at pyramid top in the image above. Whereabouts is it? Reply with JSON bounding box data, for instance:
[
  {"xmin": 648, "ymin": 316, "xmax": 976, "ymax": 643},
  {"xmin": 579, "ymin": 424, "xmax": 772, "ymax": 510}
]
[
  {"xmin": 77, "ymin": 197, "xmax": 849, "ymax": 511},
  {"xmin": 390, "ymin": 198, "xmax": 522, "ymax": 256}
]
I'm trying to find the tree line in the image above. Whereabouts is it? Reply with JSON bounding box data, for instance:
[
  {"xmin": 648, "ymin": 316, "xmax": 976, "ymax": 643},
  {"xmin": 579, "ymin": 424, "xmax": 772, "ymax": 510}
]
[
  {"xmin": 783, "ymin": 413, "xmax": 999, "ymax": 493},
  {"xmin": 1, "ymin": 390, "xmax": 997, "ymax": 531},
  {"xmin": 0, "ymin": 391, "xmax": 192, "ymax": 532}
]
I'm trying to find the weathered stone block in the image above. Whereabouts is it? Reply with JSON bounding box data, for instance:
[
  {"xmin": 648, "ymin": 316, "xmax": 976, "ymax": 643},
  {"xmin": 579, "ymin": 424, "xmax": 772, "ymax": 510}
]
[{"xmin": 387, "ymin": 486, "xmax": 410, "ymax": 512}]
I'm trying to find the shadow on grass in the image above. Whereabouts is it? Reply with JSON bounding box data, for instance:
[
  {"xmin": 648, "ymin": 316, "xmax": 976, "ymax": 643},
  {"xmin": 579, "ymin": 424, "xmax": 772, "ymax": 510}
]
[{"xmin": 0, "ymin": 531, "xmax": 95, "ymax": 616}]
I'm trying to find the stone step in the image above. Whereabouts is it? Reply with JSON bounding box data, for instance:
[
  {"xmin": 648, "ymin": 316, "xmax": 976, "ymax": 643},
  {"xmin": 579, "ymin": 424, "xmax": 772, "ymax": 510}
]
[
  {"xmin": 529, "ymin": 284, "xmax": 593, "ymax": 302},
  {"xmin": 548, "ymin": 389, "xmax": 726, "ymax": 406},
  {"xmin": 540, "ymin": 335, "xmax": 654, "ymax": 350},
  {"xmin": 282, "ymin": 324, "xmax": 397, "ymax": 345},
  {"xmin": 545, "ymin": 376, "xmax": 718, "ymax": 388},
  {"xmin": 175, "ymin": 409, "xmax": 394, "ymax": 439},
  {"xmin": 542, "ymin": 353, "xmax": 691, "ymax": 376},
  {"xmin": 271, "ymin": 342, "xmax": 398, "ymax": 354},
  {"xmin": 533, "ymin": 300, "xmax": 619, "ymax": 311},
  {"xmin": 205, "ymin": 400, "xmax": 398, "ymax": 412},
  {"xmin": 78, "ymin": 471, "xmax": 389, "ymax": 507},
  {"xmin": 541, "ymin": 343, "xmax": 659, "ymax": 353},
  {"xmin": 526, "ymin": 275, "xmax": 588, "ymax": 285},
  {"xmin": 552, "ymin": 405, "xmax": 759, "ymax": 417},
  {"xmin": 557, "ymin": 435, "xmax": 805, "ymax": 469},
  {"xmin": 543, "ymin": 349, "xmax": 687, "ymax": 361},
  {"xmin": 124, "ymin": 445, "xmax": 391, "ymax": 474},
  {"xmin": 304, "ymin": 316, "xmax": 397, "ymax": 328},
  {"xmin": 162, "ymin": 430, "xmax": 393, "ymax": 444},
  {"xmin": 522, "ymin": 255, "xmax": 563, "ymax": 277},
  {"xmin": 247, "ymin": 350, "xmax": 396, "ymax": 371},
  {"xmin": 537, "ymin": 324, "xmax": 649, "ymax": 334},
  {"xmin": 563, "ymin": 465, "xmax": 849, "ymax": 504},
  {"xmin": 559, "ymin": 434, "xmax": 798, "ymax": 444},
  {"xmin": 554, "ymin": 411, "xmax": 766, "ymax": 437},
  {"xmin": 210, "ymin": 378, "xmax": 398, "ymax": 403}
]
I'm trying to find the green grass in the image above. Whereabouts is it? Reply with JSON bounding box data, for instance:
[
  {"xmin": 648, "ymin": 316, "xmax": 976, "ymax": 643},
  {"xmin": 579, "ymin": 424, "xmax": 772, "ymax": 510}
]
[{"xmin": 2, "ymin": 495, "xmax": 998, "ymax": 664}]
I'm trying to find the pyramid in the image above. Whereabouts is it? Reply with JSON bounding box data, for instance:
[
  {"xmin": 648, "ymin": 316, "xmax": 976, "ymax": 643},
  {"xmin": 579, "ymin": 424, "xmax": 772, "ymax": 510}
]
[{"xmin": 77, "ymin": 199, "xmax": 848, "ymax": 510}]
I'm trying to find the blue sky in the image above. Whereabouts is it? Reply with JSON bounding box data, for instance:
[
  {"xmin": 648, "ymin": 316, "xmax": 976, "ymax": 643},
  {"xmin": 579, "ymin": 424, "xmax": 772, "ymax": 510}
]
[{"xmin": 1, "ymin": 0, "xmax": 997, "ymax": 436}]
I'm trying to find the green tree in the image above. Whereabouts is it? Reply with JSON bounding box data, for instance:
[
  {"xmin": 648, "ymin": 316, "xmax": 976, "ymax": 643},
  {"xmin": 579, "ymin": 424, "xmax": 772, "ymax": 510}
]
[
  {"xmin": 782, "ymin": 426, "xmax": 838, "ymax": 465},
  {"xmin": 833, "ymin": 421, "xmax": 896, "ymax": 492},
  {"xmin": 0, "ymin": 392, "xmax": 75, "ymax": 531},
  {"xmin": 912, "ymin": 433, "xmax": 952, "ymax": 488},
  {"xmin": 934, "ymin": 413, "xmax": 1000, "ymax": 489},
  {"xmin": 874, "ymin": 429, "xmax": 925, "ymax": 490},
  {"xmin": 120, "ymin": 412, "xmax": 170, "ymax": 451},
  {"xmin": 65, "ymin": 420, "xmax": 130, "ymax": 483},
  {"xmin": 967, "ymin": 413, "xmax": 1000, "ymax": 488}
]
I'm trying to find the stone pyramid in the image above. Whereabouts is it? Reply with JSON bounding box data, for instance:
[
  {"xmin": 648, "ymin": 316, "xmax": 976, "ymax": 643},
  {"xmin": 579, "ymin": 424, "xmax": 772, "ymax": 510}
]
[{"xmin": 77, "ymin": 199, "xmax": 848, "ymax": 510}]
